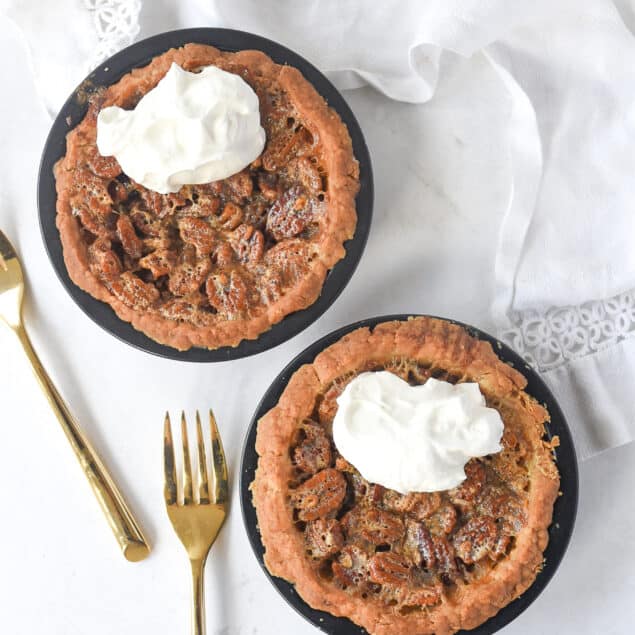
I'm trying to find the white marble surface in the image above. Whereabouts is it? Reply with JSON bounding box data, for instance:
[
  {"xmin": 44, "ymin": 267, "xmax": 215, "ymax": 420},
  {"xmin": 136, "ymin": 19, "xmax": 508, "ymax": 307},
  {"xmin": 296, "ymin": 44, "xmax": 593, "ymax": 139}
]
[{"xmin": 0, "ymin": 13, "xmax": 633, "ymax": 634}]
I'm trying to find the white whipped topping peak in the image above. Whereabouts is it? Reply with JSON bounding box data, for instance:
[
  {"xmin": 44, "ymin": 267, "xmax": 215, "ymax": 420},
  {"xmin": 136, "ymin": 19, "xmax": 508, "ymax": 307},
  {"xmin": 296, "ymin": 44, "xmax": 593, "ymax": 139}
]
[
  {"xmin": 332, "ymin": 372, "xmax": 504, "ymax": 494},
  {"xmin": 96, "ymin": 63, "xmax": 266, "ymax": 194}
]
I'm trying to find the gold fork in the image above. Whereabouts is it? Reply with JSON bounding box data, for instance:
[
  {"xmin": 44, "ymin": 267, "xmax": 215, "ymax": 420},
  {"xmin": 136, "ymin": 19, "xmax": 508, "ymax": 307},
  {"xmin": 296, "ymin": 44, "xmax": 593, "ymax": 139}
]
[
  {"xmin": 164, "ymin": 410, "xmax": 228, "ymax": 635},
  {"xmin": 0, "ymin": 230, "xmax": 150, "ymax": 561}
]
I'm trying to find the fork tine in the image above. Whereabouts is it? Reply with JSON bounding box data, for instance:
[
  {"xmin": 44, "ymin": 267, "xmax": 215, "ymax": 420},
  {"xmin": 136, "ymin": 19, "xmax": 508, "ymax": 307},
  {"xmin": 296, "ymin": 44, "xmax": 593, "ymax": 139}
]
[
  {"xmin": 163, "ymin": 413, "xmax": 177, "ymax": 505},
  {"xmin": 0, "ymin": 230, "xmax": 17, "ymax": 264},
  {"xmin": 181, "ymin": 411, "xmax": 193, "ymax": 504},
  {"xmin": 209, "ymin": 409, "xmax": 228, "ymax": 504},
  {"xmin": 196, "ymin": 411, "xmax": 210, "ymax": 504}
]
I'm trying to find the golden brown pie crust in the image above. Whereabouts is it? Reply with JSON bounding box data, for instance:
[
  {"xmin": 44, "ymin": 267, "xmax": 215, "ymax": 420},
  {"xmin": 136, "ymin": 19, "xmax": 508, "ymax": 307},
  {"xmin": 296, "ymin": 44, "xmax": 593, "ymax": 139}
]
[
  {"xmin": 252, "ymin": 317, "xmax": 560, "ymax": 635},
  {"xmin": 54, "ymin": 44, "xmax": 359, "ymax": 350}
]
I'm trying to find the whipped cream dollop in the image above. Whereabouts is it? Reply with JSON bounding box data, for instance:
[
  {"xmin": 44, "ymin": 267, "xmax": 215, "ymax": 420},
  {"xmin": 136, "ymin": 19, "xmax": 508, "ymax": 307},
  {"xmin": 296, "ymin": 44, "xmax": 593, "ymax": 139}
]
[
  {"xmin": 96, "ymin": 63, "xmax": 266, "ymax": 194},
  {"xmin": 332, "ymin": 372, "xmax": 504, "ymax": 494}
]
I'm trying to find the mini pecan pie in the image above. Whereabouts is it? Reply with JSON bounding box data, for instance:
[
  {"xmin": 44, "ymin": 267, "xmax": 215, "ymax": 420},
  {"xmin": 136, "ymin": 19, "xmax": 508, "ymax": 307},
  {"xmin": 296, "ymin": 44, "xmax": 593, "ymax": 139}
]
[
  {"xmin": 54, "ymin": 44, "xmax": 359, "ymax": 350},
  {"xmin": 252, "ymin": 317, "xmax": 560, "ymax": 635}
]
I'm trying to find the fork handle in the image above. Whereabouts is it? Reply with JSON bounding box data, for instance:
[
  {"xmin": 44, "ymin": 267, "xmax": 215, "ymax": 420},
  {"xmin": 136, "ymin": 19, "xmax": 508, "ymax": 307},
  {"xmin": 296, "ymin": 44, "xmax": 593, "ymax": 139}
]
[
  {"xmin": 14, "ymin": 324, "xmax": 150, "ymax": 562},
  {"xmin": 190, "ymin": 557, "xmax": 206, "ymax": 635}
]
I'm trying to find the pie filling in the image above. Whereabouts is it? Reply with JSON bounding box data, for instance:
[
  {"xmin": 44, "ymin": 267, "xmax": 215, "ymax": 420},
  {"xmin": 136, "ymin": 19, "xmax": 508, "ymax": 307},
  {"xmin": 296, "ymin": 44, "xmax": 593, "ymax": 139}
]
[
  {"xmin": 62, "ymin": 58, "xmax": 333, "ymax": 327},
  {"xmin": 287, "ymin": 359, "xmax": 531, "ymax": 615}
]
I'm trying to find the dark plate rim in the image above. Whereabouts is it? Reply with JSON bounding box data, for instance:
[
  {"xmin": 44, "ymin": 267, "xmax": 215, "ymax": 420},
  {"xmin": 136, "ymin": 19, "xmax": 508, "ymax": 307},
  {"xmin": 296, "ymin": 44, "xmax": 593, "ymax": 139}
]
[
  {"xmin": 240, "ymin": 314, "xmax": 579, "ymax": 635},
  {"xmin": 37, "ymin": 27, "xmax": 373, "ymax": 363}
]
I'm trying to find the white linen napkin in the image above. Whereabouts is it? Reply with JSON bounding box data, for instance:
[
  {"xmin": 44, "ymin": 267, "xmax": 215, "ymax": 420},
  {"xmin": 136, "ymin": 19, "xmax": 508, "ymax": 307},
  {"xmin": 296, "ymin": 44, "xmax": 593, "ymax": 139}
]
[
  {"xmin": 489, "ymin": 4, "xmax": 635, "ymax": 458},
  {"xmin": 3, "ymin": 0, "xmax": 635, "ymax": 459},
  {"xmin": 2, "ymin": 0, "xmax": 141, "ymax": 115}
]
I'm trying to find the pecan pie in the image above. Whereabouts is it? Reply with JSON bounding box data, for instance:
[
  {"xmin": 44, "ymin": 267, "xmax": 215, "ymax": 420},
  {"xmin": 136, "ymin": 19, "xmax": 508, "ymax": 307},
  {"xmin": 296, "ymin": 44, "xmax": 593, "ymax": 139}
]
[
  {"xmin": 54, "ymin": 44, "xmax": 359, "ymax": 350},
  {"xmin": 252, "ymin": 317, "xmax": 560, "ymax": 635}
]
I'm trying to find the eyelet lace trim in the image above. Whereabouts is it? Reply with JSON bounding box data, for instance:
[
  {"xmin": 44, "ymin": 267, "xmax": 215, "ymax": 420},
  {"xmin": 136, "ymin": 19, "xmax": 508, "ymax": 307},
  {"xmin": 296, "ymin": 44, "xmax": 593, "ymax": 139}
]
[
  {"xmin": 499, "ymin": 289, "xmax": 635, "ymax": 371},
  {"xmin": 84, "ymin": 0, "xmax": 141, "ymax": 71}
]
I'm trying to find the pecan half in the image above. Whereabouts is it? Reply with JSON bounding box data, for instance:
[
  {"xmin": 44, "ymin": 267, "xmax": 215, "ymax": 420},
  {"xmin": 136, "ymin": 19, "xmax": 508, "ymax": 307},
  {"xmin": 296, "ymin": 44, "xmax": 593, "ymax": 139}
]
[
  {"xmin": 205, "ymin": 270, "xmax": 250, "ymax": 315},
  {"xmin": 116, "ymin": 215, "xmax": 143, "ymax": 259},
  {"xmin": 433, "ymin": 536, "xmax": 458, "ymax": 584},
  {"xmin": 218, "ymin": 202, "xmax": 244, "ymax": 230},
  {"xmin": 159, "ymin": 296, "xmax": 205, "ymax": 322},
  {"xmin": 478, "ymin": 487, "xmax": 526, "ymax": 532},
  {"xmin": 305, "ymin": 518, "xmax": 344, "ymax": 559},
  {"xmin": 71, "ymin": 165, "xmax": 113, "ymax": 213},
  {"xmin": 291, "ymin": 468, "xmax": 347, "ymax": 521},
  {"xmin": 242, "ymin": 199, "xmax": 269, "ymax": 228},
  {"xmin": 345, "ymin": 508, "xmax": 404, "ymax": 545},
  {"xmin": 262, "ymin": 126, "xmax": 313, "ymax": 172},
  {"xmin": 230, "ymin": 224, "xmax": 265, "ymax": 264},
  {"xmin": 266, "ymin": 185, "xmax": 316, "ymax": 240},
  {"xmin": 70, "ymin": 173, "xmax": 116, "ymax": 238},
  {"xmin": 383, "ymin": 491, "xmax": 442, "ymax": 521},
  {"xmin": 182, "ymin": 190, "xmax": 220, "ymax": 217},
  {"xmin": 86, "ymin": 145, "xmax": 121, "ymax": 179},
  {"xmin": 138, "ymin": 249, "xmax": 177, "ymax": 279},
  {"xmin": 225, "ymin": 169, "xmax": 253, "ymax": 201},
  {"xmin": 213, "ymin": 242, "xmax": 235, "ymax": 267},
  {"xmin": 110, "ymin": 272, "xmax": 159, "ymax": 309},
  {"xmin": 257, "ymin": 172, "xmax": 281, "ymax": 201},
  {"xmin": 178, "ymin": 217, "xmax": 216, "ymax": 255},
  {"xmin": 287, "ymin": 156, "xmax": 323, "ymax": 192},
  {"xmin": 74, "ymin": 205, "xmax": 116, "ymax": 238},
  {"xmin": 137, "ymin": 185, "xmax": 182, "ymax": 218},
  {"xmin": 453, "ymin": 517, "xmax": 498, "ymax": 564},
  {"xmin": 263, "ymin": 239, "xmax": 311, "ymax": 285},
  {"xmin": 403, "ymin": 521, "xmax": 436, "ymax": 569},
  {"xmin": 368, "ymin": 552, "xmax": 411, "ymax": 586},
  {"xmin": 492, "ymin": 531, "xmax": 512, "ymax": 558},
  {"xmin": 427, "ymin": 504, "xmax": 458, "ymax": 536},
  {"xmin": 292, "ymin": 421, "xmax": 332, "ymax": 475},
  {"xmin": 87, "ymin": 238, "xmax": 121, "ymax": 282},
  {"xmin": 450, "ymin": 461, "xmax": 486, "ymax": 505},
  {"xmin": 168, "ymin": 255, "xmax": 212, "ymax": 296},
  {"xmin": 130, "ymin": 208, "xmax": 164, "ymax": 237},
  {"xmin": 332, "ymin": 545, "xmax": 371, "ymax": 587}
]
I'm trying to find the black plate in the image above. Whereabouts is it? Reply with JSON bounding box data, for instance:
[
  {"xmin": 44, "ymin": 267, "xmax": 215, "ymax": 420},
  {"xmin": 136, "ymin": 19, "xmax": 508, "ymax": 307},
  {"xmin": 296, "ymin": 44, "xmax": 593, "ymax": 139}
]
[
  {"xmin": 38, "ymin": 28, "xmax": 373, "ymax": 362},
  {"xmin": 241, "ymin": 314, "xmax": 578, "ymax": 635}
]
